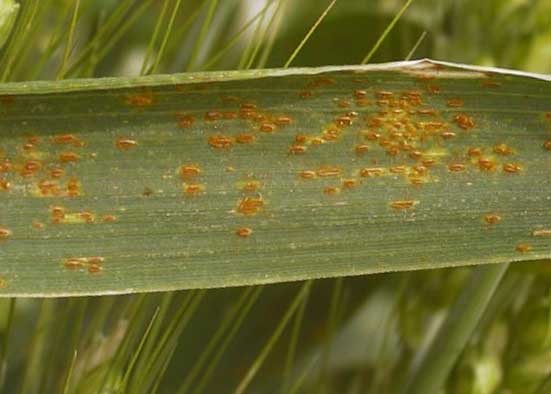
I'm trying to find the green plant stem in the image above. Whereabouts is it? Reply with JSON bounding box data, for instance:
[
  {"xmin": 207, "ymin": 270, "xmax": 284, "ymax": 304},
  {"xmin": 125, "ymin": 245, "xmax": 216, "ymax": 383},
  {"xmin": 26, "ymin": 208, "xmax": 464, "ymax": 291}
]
[
  {"xmin": 402, "ymin": 262, "xmax": 510, "ymax": 394},
  {"xmin": 283, "ymin": 0, "xmax": 337, "ymax": 68},
  {"xmin": 150, "ymin": 0, "xmax": 183, "ymax": 74},
  {"xmin": 235, "ymin": 281, "xmax": 312, "ymax": 394},
  {"xmin": 201, "ymin": 0, "xmax": 275, "ymax": 70},
  {"xmin": 140, "ymin": 0, "xmax": 171, "ymax": 75},
  {"xmin": 186, "ymin": 0, "xmax": 219, "ymax": 71},
  {"xmin": 405, "ymin": 30, "xmax": 427, "ymax": 61},
  {"xmin": 56, "ymin": 0, "xmax": 80, "ymax": 79},
  {"xmin": 280, "ymin": 281, "xmax": 310, "ymax": 394},
  {"xmin": 361, "ymin": 0, "xmax": 415, "ymax": 65}
]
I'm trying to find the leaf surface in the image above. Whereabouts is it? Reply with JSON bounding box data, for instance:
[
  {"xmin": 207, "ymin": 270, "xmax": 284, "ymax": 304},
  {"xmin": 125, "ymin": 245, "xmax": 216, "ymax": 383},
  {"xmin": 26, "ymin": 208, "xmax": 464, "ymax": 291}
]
[{"xmin": 0, "ymin": 59, "xmax": 550, "ymax": 296}]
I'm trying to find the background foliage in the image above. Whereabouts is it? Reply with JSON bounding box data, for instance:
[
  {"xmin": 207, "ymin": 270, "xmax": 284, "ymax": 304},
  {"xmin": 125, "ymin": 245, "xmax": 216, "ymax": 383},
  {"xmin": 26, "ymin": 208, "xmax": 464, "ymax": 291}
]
[{"xmin": 0, "ymin": 0, "xmax": 550, "ymax": 393}]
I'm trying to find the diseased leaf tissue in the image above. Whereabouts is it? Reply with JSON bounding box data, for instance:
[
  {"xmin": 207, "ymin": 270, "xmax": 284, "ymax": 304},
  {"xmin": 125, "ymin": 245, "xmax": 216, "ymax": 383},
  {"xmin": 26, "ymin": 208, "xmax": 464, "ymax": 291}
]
[{"xmin": 0, "ymin": 60, "xmax": 550, "ymax": 296}]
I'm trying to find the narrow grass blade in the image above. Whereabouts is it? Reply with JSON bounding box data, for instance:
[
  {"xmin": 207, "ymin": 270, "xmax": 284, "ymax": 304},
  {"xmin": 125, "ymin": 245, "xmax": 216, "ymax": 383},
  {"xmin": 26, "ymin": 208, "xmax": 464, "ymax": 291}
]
[
  {"xmin": 401, "ymin": 263, "xmax": 510, "ymax": 394},
  {"xmin": 235, "ymin": 281, "xmax": 312, "ymax": 394},
  {"xmin": 283, "ymin": 0, "xmax": 337, "ymax": 68},
  {"xmin": 361, "ymin": 0, "xmax": 415, "ymax": 65}
]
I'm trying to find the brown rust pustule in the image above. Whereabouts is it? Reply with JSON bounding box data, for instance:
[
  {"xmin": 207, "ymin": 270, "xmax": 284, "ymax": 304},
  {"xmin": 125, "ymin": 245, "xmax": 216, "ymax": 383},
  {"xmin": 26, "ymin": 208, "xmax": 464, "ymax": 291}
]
[
  {"xmin": 484, "ymin": 214, "xmax": 501, "ymax": 225},
  {"xmin": 179, "ymin": 164, "xmax": 201, "ymax": 179},
  {"xmin": 236, "ymin": 227, "xmax": 253, "ymax": 238},
  {"xmin": 208, "ymin": 135, "xmax": 233, "ymax": 149},
  {"xmin": 390, "ymin": 200, "xmax": 418, "ymax": 210},
  {"xmin": 453, "ymin": 114, "xmax": 475, "ymax": 130},
  {"xmin": 516, "ymin": 244, "xmax": 532, "ymax": 253},
  {"xmin": 237, "ymin": 197, "xmax": 264, "ymax": 215},
  {"xmin": 0, "ymin": 227, "xmax": 12, "ymax": 239}
]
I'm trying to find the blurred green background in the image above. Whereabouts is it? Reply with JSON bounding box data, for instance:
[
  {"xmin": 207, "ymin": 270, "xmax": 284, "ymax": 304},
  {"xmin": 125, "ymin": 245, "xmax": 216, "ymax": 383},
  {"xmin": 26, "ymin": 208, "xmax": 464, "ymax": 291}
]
[{"xmin": 0, "ymin": 0, "xmax": 550, "ymax": 393}]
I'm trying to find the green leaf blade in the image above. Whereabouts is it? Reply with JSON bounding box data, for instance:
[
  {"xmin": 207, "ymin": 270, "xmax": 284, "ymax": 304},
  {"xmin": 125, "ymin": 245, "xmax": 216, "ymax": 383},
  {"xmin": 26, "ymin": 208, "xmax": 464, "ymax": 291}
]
[{"xmin": 0, "ymin": 59, "xmax": 550, "ymax": 296}]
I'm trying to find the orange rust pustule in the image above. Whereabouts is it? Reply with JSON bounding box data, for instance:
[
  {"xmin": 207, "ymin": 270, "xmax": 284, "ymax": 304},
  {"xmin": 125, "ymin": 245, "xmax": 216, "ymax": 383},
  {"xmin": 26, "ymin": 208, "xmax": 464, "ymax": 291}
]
[
  {"xmin": 208, "ymin": 135, "xmax": 233, "ymax": 149},
  {"xmin": 375, "ymin": 91, "xmax": 394, "ymax": 99},
  {"xmin": 259, "ymin": 123, "xmax": 276, "ymax": 132},
  {"xmin": 51, "ymin": 206, "xmax": 65, "ymax": 223},
  {"xmin": 390, "ymin": 200, "xmax": 418, "ymax": 210},
  {"xmin": 484, "ymin": 214, "xmax": 501, "ymax": 225},
  {"xmin": 50, "ymin": 168, "xmax": 64, "ymax": 178},
  {"xmin": 362, "ymin": 131, "xmax": 381, "ymax": 141},
  {"xmin": 274, "ymin": 116, "xmax": 292, "ymax": 126},
  {"xmin": 503, "ymin": 163, "xmax": 521, "ymax": 173},
  {"xmin": 32, "ymin": 221, "xmax": 44, "ymax": 230},
  {"xmin": 176, "ymin": 114, "xmax": 195, "ymax": 128},
  {"xmin": 335, "ymin": 116, "xmax": 352, "ymax": 127},
  {"xmin": 116, "ymin": 138, "xmax": 138, "ymax": 150},
  {"xmin": 52, "ymin": 134, "xmax": 84, "ymax": 147},
  {"xmin": 478, "ymin": 158, "xmax": 496, "ymax": 171},
  {"xmin": 289, "ymin": 145, "xmax": 306, "ymax": 154},
  {"xmin": 426, "ymin": 85, "xmax": 440, "ymax": 94},
  {"xmin": 342, "ymin": 179, "xmax": 357, "ymax": 189},
  {"xmin": 446, "ymin": 98, "xmax": 464, "ymax": 107},
  {"xmin": 516, "ymin": 243, "xmax": 532, "ymax": 253},
  {"xmin": 544, "ymin": 140, "xmax": 551, "ymax": 150},
  {"xmin": 38, "ymin": 180, "xmax": 60, "ymax": 196},
  {"xmin": 310, "ymin": 137, "xmax": 325, "ymax": 145},
  {"xmin": 323, "ymin": 186, "xmax": 340, "ymax": 195},
  {"xmin": 412, "ymin": 165, "xmax": 428, "ymax": 176},
  {"xmin": 299, "ymin": 170, "xmax": 316, "ymax": 179},
  {"xmin": 236, "ymin": 227, "xmax": 253, "ymax": 238},
  {"xmin": 59, "ymin": 151, "xmax": 80, "ymax": 163},
  {"xmin": 0, "ymin": 179, "xmax": 10, "ymax": 191},
  {"xmin": 125, "ymin": 93, "xmax": 155, "ymax": 107},
  {"xmin": 360, "ymin": 167, "xmax": 384, "ymax": 177},
  {"xmin": 355, "ymin": 144, "xmax": 369, "ymax": 155},
  {"xmin": 63, "ymin": 256, "xmax": 104, "ymax": 274},
  {"xmin": 448, "ymin": 163, "xmax": 466, "ymax": 172},
  {"xmin": 179, "ymin": 164, "xmax": 201, "ymax": 179},
  {"xmin": 421, "ymin": 159, "xmax": 437, "ymax": 167},
  {"xmin": 21, "ymin": 160, "xmax": 42, "ymax": 177},
  {"xmin": 493, "ymin": 143, "xmax": 513, "ymax": 155},
  {"xmin": 80, "ymin": 212, "xmax": 95, "ymax": 223},
  {"xmin": 184, "ymin": 184, "xmax": 205, "ymax": 195},
  {"xmin": 102, "ymin": 214, "xmax": 117, "ymax": 222},
  {"xmin": 205, "ymin": 111, "xmax": 222, "ymax": 121},
  {"xmin": 454, "ymin": 114, "xmax": 475, "ymax": 130},
  {"xmin": 317, "ymin": 166, "xmax": 341, "ymax": 177},
  {"xmin": 0, "ymin": 160, "xmax": 12, "ymax": 172},
  {"xmin": 88, "ymin": 264, "xmax": 103, "ymax": 274},
  {"xmin": 467, "ymin": 147, "xmax": 482, "ymax": 157},
  {"xmin": 237, "ymin": 197, "xmax": 264, "ymax": 215},
  {"xmin": 532, "ymin": 229, "xmax": 551, "ymax": 237},
  {"xmin": 389, "ymin": 166, "xmax": 406, "ymax": 174},
  {"xmin": 66, "ymin": 177, "xmax": 81, "ymax": 197},
  {"xmin": 0, "ymin": 228, "xmax": 12, "ymax": 239},
  {"xmin": 242, "ymin": 181, "xmax": 260, "ymax": 192},
  {"xmin": 236, "ymin": 134, "xmax": 255, "ymax": 144},
  {"xmin": 221, "ymin": 111, "xmax": 238, "ymax": 120},
  {"xmin": 336, "ymin": 99, "xmax": 351, "ymax": 108}
]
